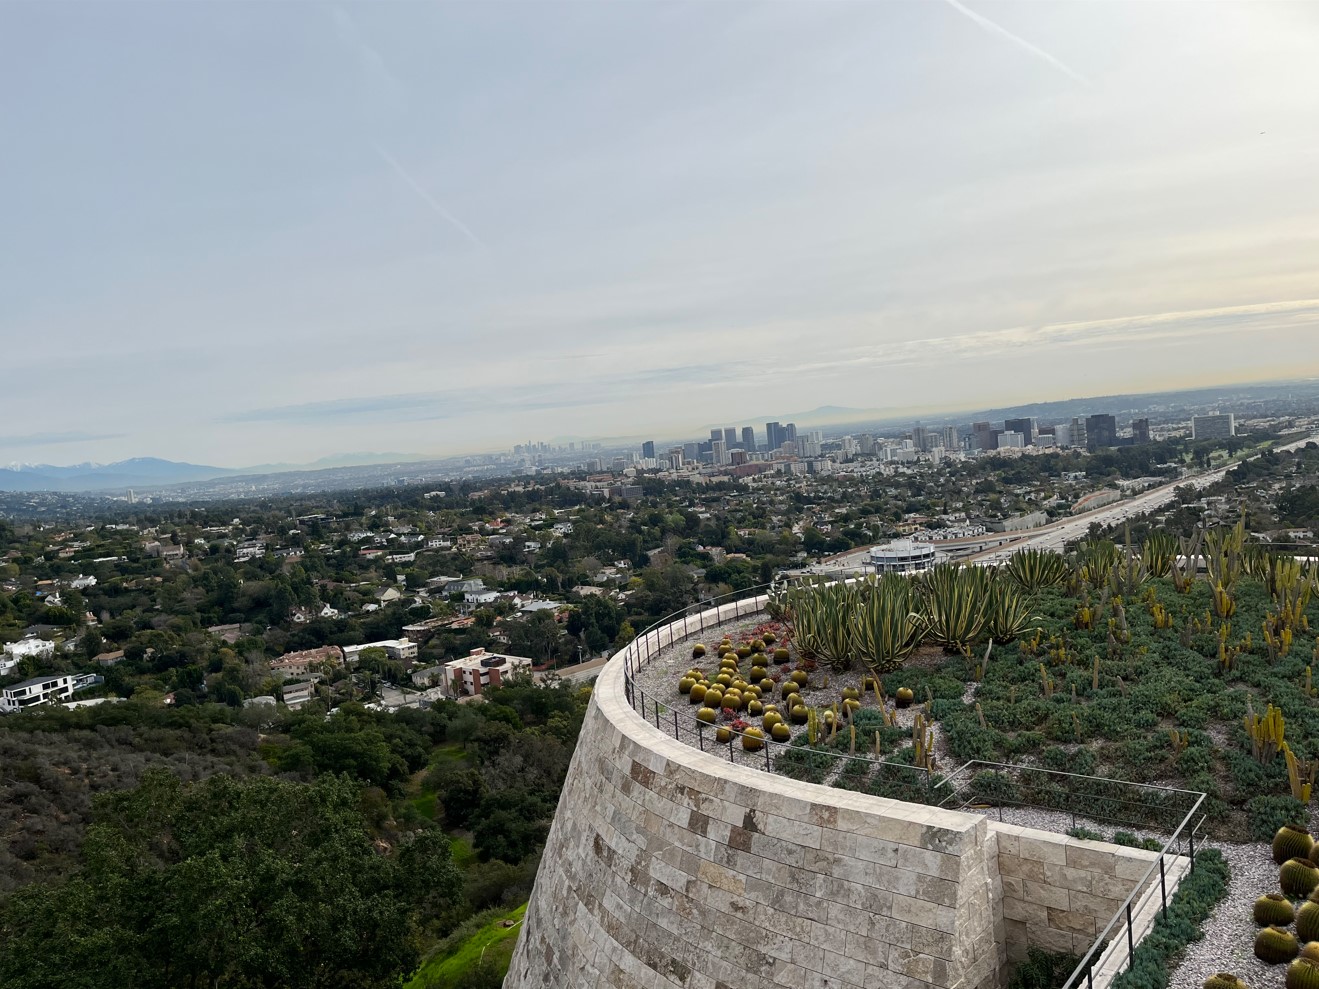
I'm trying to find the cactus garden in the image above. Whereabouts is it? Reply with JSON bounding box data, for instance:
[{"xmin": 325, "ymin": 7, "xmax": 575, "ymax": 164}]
[{"xmin": 629, "ymin": 526, "xmax": 1319, "ymax": 988}]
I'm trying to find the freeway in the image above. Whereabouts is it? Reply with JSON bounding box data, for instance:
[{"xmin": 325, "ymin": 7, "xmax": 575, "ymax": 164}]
[{"xmin": 824, "ymin": 432, "xmax": 1319, "ymax": 569}]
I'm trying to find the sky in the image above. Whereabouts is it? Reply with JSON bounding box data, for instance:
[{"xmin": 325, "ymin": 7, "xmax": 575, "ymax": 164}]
[{"xmin": 4, "ymin": 1, "xmax": 1319, "ymax": 468}]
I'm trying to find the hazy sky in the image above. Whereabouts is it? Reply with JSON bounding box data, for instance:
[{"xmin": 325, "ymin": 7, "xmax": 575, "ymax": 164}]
[{"xmin": 5, "ymin": 1, "xmax": 1319, "ymax": 467}]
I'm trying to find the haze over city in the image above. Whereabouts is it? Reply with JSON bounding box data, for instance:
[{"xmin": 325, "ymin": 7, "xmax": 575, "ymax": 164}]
[{"xmin": 5, "ymin": 1, "xmax": 1319, "ymax": 467}]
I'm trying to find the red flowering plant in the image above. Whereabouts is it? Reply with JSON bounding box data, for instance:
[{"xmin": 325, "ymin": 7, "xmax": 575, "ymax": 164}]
[{"xmin": 728, "ymin": 718, "xmax": 750, "ymax": 732}]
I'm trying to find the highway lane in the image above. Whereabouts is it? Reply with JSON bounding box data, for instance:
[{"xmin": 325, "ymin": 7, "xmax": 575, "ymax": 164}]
[{"xmin": 824, "ymin": 432, "xmax": 1319, "ymax": 569}]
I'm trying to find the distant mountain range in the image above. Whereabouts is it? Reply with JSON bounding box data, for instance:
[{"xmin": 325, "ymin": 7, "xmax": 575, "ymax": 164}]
[{"xmin": 0, "ymin": 458, "xmax": 237, "ymax": 493}]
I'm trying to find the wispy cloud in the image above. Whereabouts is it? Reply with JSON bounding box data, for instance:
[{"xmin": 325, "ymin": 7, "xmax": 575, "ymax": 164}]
[
  {"xmin": 373, "ymin": 144, "xmax": 486, "ymax": 250},
  {"xmin": 0, "ymin": 431, "xmax": 126, "ymax": 449},
  {"xmin": 791, "ymin": 298, "xmax": 1319, "ymax": 377},
  {"xmin": 943, "ymin": 0, "xmax": 1091, "ymax": 87},
  {"xmin": 331, "ymin": 6, "xmax": 406, "ymax": 103},
  {"xmin": 221, "ymin": 363, "xmax": 743, "ymax": 426}
]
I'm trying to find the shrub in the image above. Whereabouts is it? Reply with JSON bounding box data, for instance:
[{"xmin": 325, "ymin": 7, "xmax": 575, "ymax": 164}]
[
  {"xmin": 1249, "ymin": 796, "xmax": 1309, "ymax": 841},
  {"xmin": 1006, "ymin": 948, "xmax": 1087, "ymax": 989},
  {"xmin": 1110, "ymin": 849, "xmax": 1229, "ymax": 989}
]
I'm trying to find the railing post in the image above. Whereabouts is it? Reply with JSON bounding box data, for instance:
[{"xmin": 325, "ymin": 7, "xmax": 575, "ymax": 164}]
[
  {"xmin": 765, "ymin": 738, "xmax": 771, "ymax": 772},
  {"xmin": 1125, "ymin": 901, "xmax": 1134, "ymax": 969},
  {"xmin": 1188, "ymin": 829, "xmax": 1195, "ymax": 871},
  {"xmin": 698, "ymin": 721, "xmax": 704, "ymax": 752},
  {"xmin": 1158, "ymin": 856, "xmax": 1168, "ymax": 919},
  {"xmin": 653, "ymin": 698, "xmax": 661, "ymax": 730},
  {"xmin": 673, "ymin": 709, "xmax": 679, "ymax": 741}
]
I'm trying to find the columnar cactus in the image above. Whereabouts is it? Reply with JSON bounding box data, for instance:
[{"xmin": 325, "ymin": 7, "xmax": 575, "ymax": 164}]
[
  {"xmin": 1283, "ymin": 859, "xmax": 1319, "ymax": 898},
  {"xmin": 1256, "ymin": 893, "xmax": 1297, "ymax": 927},
  {"xmin": 1257, "ymin": 926, "xmax": 1301, "ymax": 964},
  {"xmin": 1276, "ymin": 825, "xmax": 1315, "ymax": 865}
]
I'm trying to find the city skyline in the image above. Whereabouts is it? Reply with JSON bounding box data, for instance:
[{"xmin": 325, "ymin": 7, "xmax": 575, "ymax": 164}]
[{"xmin": 6, "ymin": 3, "xmax": 1319, "ymax": 467}]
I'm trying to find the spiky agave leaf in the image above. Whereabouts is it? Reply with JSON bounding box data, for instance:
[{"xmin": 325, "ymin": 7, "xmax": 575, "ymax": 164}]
[
  {"xmin": 986, "ymin": 578, "xmax": 1036, "ymax": 644},
  {"xmin": 917, "ymin": 563, "xmax": 989, "ymax": 656},
  {"xmin": 1001, "ymin": 548, "xmax": 1069, "ymax": 594},
  {"xmin": 854, "ymin": 574, "xmax": 923, "ymax": 673}
]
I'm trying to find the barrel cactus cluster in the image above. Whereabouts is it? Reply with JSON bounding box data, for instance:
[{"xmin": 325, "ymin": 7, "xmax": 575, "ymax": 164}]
[
  {"xmin": 676, "ymin": 635, "xmax": 797, "ymax": 748},
  {"xmin": 1204, "ymin": 975, "xmax": 1249, "ymax": 989},
  {"xmin": 1253, "ymin": 827, "xmax": 1319, "ymax": 967}
]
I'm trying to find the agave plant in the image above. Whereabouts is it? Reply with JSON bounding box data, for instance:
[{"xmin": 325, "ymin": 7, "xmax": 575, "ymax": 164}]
[
  {"xmin": 853, "ymin": 574, "xmax": 923, "ymax": 673},
  {"xmin": 1142, "ymin": 531, "xmax": 1177, "ymax": 578},
  {"xmin": 787, "ymin": 578, "xmax": 857, "ymax": 671},
  {"xmin": 1001, "ymin": 548, "xmax": 1069, "ymax": 594},
  {"xmin": 1073, "ymin": 539, "xmax": 1121, "ymax": 588},
  {"xmin": 986, "ymin": 578, "xmax": 1036, "ymax": 644},
  {"xmin": 917, "ymin": 563, "xmax": 989, "ymax": 656}
]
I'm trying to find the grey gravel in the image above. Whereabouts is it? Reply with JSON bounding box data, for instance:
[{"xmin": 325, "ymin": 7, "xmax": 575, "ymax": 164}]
[{"xmin": 629, "ymin": 616, "xmax": 957, "ymax": 766}]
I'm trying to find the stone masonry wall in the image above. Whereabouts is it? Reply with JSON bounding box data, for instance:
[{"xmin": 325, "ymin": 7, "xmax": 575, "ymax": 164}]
[
  {"xmin": 991, "ymin": 822, "xmax": 1169, "ymax": 963},
  {"xmin": 506, "ymin": 651, "xmax": 1005, "ymax": 989},
  {"xmin": 506, "ymin": 600, "xmax": 1186, "ymax": 989}
]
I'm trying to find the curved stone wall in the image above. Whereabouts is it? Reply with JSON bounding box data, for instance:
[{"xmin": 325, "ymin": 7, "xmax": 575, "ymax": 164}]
[
  {"xmin": 505, "ymin": 636, "xmax": 1004, "ymax": 989},
  {"xmin": 506, "ymin": 603, "xmax": 1179, "ymax": 989}
]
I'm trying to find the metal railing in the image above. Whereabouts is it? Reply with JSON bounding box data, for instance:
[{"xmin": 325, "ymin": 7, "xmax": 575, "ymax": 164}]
[{"xmin": 613, "ymin": 576, "xmax": 1208, "ymax": 989}]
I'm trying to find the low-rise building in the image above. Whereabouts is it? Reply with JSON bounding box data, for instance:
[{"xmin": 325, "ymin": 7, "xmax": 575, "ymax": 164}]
[
  {"xmin": 441, "ymin": 648, "xmax": 534, "ymax": 697},
  {"xmin": 342, "ymin": 639, "xmax": 418, "ymax": 666},
  {"xmin": 1, "ymin": 673, "xmax": 76, "ymax": 714},
  {"xmin": 269, "ymin": 645, "xmax": 343, "ymax": 679}
]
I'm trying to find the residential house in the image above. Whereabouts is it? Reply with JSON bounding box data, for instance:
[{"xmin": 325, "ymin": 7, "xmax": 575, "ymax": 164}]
[
  {"xmin": 342, "ymin": 639, "xmax": 418, "ymax": 666},
  {"xmin": 269, "ymin": 645, "xmax": 343, "ymax": 680},
  {"xmin": 280, "ymin": 680, "xmax": 317, "ymax": 710},
  {"xmin": 1, "ymin": 674, "xmax": 76, "ymax": 714}
]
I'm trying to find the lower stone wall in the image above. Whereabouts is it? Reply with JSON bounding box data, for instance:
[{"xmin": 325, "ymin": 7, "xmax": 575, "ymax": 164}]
[
  {"xmin": 992, "ymin": 823, "xmax": 1169, "ymax": 961},
  {"xmin": 506, "ymin": 651, "xmax": 1005, "ymax": 989},
  {"xmin": 506, "ymin": 604, "xmax": 1190, "ymax": 989}
]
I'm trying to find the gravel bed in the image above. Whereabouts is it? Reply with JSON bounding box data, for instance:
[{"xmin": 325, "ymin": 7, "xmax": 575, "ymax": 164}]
[
  {"xmin": 629, "ymin": 617, "xmax": 956, "ymax": 767},
  {"xmin": 1167, "ymin": 805, "xmax": 1319, "ymax": 989}
]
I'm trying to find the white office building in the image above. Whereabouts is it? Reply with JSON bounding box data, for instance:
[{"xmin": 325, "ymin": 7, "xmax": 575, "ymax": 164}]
[{"xmin": 867, "ymin": 539, "xmax": 945, "ymax": 574}]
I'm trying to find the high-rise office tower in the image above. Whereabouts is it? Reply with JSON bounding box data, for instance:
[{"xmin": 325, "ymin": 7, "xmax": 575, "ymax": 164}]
[
  {"xmin": 911, "ymin": 425, "xmax": 929, "ymax": 452},
  {"xmin": 1070, "ymin": 417, "xmax": 1088, "ymax": 450},
  {"xmin": 1085, "ymin": 414, "xmax": 1118, "ymax": 450},
  {"xmin": 741, "ymin": 426, "xmax": 755, "ymax": 452},
  {"xmin": 784, "ymin": 423, "xmax": 798, "ymax": 445},
  {"xmin": 710, "ymin": 439, "xmax": 728, "ymax": 465},
  {"xmin": 765, "ymin": 422, "xmax": 783, "ymax": 451},
  {"xmin": 683, "ymin": 442, "xmax": 700, "ymax": 463},
  {"xmin": 723, "ymin": 427, "xmax": 737, "ymax": 448},
  {"xmin": 973, "ymin": 422, "xmax": 995, "ymax": 451},
  {"xmin": 709, "ymin": 429, "xmax": 722, "ymax": 443},
  {"xmin": 1192, "ymin": 413, "xmax": 1235, "ymax": 440},
  {"xmin": 641, "ymin": 440, "xmax": 656, "ymax": 460},
  {"xmin": 1131, "ymin": 418, "xmax": 1151, "ymax": 444},
  {"xmin": 1004, "ymin": 418, "xmax": 1036, "ymax": 446}
]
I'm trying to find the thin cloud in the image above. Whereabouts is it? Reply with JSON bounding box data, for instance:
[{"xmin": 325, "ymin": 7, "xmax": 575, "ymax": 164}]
[
  {"xmin": 373, "ymin": 144, "xmax": 486, "ymax": 251},
  {"xmin": 943, "ymin": 0, "xmax": 1091, "ymax": 87},
  {"xmin": 331, "ymin": 6, "xmax": 406, "ymax": 104},
  {"xmin": 0, "ymin": 430, "xmax": 126, "ymax": 449}
]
